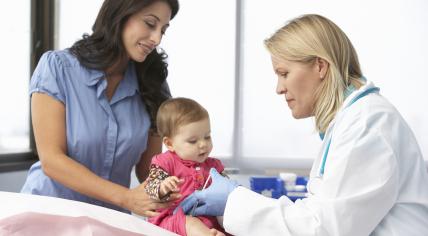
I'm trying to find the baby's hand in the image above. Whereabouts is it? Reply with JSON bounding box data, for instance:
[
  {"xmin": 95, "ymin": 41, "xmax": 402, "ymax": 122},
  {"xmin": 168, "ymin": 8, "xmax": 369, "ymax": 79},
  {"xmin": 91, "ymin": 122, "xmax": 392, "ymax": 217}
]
[{"xmin": 159, "ymin": 176, "xmax": 182, "ymax": 200}]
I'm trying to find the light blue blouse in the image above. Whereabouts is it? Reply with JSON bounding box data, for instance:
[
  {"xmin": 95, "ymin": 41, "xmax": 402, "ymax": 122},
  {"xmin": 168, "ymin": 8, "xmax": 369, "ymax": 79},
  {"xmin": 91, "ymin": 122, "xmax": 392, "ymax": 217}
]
[{"xmin": 21, "ymin": 49, "xmax": 152, "ymax": 212}]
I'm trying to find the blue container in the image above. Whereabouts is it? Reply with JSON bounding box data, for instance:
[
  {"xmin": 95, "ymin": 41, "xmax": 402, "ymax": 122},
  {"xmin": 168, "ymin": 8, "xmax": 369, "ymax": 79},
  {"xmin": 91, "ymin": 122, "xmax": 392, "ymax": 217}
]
[
  {"xmin": 249, "ymin": 177, "xmax": 286, "ymax": 199},
  {"xmin": 296, "ymin": 176, "xmax": 309, "ymax": 186},
  {"xmin": 287, "ymin": 176, "xmax": 308, "ymax": 202}
]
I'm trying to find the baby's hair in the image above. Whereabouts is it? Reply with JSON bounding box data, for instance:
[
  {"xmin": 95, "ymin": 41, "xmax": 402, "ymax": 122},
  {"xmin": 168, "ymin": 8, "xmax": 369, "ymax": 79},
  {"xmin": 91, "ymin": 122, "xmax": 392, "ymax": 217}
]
[{"xmin": 156, "ymin": 97, "xmax": 209, "ymax": 138}]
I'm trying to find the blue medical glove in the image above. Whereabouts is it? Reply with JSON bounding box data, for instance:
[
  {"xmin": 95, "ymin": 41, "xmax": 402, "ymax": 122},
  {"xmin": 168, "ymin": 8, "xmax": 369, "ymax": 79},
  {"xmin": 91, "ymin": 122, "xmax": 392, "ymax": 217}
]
[{"xmin": 174, "ymin": 168, "xmax": 239, "ymax": 216}]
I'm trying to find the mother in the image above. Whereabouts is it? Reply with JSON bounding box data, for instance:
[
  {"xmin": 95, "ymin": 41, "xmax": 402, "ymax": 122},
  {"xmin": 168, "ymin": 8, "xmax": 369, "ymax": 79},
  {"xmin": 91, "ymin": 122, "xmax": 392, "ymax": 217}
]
[{"xmin": 21, "ymin": 0, "xmax": 180, "ymax": 217}]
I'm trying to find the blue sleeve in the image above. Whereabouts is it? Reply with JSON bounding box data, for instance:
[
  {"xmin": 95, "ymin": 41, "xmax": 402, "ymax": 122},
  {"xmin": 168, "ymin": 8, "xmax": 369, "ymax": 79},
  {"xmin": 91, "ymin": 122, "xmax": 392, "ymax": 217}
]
[{"xmin": 29, "ymin": 51, "xmax": 66, "ymax": 103}]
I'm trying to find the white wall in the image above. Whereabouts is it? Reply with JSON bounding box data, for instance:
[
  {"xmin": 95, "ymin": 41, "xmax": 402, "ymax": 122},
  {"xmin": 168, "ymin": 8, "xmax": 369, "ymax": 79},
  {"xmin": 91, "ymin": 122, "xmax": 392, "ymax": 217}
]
[{"xmin": 55, "ymin": 0, "xmax": 104, "ymax": 50}]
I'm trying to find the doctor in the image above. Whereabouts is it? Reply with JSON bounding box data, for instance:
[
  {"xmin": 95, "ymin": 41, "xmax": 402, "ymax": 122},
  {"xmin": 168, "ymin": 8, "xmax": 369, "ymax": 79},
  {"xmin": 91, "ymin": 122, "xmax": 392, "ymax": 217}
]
[{"xmin": 177, "ymin": 14, "xmax": 428, "ymax": 235}]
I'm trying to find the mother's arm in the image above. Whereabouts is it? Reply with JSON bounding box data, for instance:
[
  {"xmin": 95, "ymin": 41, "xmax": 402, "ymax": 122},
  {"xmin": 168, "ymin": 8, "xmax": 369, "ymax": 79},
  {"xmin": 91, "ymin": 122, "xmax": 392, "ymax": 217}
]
[
  {"xmin": 135, "ymin": 131, "xmax": 162, "ymax": 183},
  {"xmin": 32, "ymin": 93, "xmax": 171, "ymax": 217}
]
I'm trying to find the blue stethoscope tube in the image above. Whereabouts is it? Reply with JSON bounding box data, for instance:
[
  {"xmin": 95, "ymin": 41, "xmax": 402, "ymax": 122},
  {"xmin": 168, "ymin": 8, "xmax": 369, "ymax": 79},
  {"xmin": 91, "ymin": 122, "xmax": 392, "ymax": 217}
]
[{"xmin": 318, "ymin": 86, "xmax": 380, "ymax": 176}]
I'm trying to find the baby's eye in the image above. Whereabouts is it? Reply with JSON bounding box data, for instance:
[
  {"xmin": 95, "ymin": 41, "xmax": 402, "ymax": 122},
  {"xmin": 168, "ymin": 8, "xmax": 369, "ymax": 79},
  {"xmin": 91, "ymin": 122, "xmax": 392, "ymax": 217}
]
[
  {"xmin": 187, "ymin": 140, "xmax": 197, "ymax": 144},
  {"xmin": 205, "ymin": 136, "xmax": 211, "ymax": 140}
]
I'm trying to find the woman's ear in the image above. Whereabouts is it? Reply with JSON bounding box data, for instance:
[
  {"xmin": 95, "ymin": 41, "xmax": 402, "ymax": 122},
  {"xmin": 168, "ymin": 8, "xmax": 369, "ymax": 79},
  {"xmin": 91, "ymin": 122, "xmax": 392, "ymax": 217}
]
[
  {"xmin": 163, "ymin": 137, "xmax": 174, "ymax": 151},
  {"xmin": 316, "ymin": 57, "xmax": 329, "ymax": 80}
]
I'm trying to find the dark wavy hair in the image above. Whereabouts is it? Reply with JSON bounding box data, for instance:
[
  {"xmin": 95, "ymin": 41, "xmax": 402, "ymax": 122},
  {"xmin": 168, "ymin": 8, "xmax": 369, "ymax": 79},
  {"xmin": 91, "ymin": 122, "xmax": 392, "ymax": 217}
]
[{"xmin": 70, "ymin": 0, "xmax": 179, "ymax": 129}]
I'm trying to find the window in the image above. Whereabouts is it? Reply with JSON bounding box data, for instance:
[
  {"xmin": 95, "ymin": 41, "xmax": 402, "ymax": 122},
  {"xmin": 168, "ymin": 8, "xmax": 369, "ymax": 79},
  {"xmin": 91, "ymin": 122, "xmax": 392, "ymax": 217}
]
[
  {"xmin": 0, "ymin": 0, "xmax": 54, "ymax": 172},
  {"xmin": 55, "ymin": 0, "xmax": 104, "ymax": 50},
  {"xmin": 0, "ymin": 1, "xmax": 31, "ymax": 154}
]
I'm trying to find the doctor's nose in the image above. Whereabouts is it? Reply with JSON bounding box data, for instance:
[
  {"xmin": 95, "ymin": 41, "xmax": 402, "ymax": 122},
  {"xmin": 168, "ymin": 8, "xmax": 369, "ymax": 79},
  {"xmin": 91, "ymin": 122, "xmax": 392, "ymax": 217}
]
[{"xmin": 276, "ymin": 79, "xmax": 286, "ymax": 95}]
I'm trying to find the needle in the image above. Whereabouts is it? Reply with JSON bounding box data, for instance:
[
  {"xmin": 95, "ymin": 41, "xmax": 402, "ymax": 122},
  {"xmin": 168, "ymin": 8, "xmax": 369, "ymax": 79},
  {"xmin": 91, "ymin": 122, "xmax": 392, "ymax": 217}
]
[{"xmin": 202, "ymin": 174, "xmax": 212, "ymax": 190}]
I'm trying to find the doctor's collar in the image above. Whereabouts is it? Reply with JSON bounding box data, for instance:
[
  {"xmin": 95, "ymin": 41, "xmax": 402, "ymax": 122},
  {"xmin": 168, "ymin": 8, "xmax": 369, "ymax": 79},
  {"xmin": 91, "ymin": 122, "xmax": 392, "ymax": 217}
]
[{"xmin": 319, "ymin": 76, "xmax": 367, "ymax": 140}]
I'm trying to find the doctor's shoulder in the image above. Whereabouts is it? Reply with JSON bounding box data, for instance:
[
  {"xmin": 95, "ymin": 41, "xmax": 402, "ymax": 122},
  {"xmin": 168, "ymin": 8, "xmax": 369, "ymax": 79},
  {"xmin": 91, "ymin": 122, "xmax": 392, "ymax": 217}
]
[
  {"xmin": 329, "ymin": 94, "xmax": 396, "ymax": 143},
  {"xmin": 337, "ymin": 93, "xmax": 416, "ymax": 143},
  {"xmin": 361, "ymin": 94, "xmax": 411, "ymax": 132}
]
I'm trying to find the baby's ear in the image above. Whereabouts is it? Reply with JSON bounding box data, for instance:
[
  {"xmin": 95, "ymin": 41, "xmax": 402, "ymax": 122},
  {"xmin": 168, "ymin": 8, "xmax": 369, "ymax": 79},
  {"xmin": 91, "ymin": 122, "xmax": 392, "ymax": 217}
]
[{"xmin": 163, "ymin": 137, "xmax": 174, "ymax": 151}]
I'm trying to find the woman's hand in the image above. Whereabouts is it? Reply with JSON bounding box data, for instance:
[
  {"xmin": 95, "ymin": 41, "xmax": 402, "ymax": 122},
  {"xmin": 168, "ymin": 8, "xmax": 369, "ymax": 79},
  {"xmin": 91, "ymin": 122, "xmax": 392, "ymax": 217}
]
[{"xmin": 122, "ymin": 181, "xmax": 181, "ymax": 217}]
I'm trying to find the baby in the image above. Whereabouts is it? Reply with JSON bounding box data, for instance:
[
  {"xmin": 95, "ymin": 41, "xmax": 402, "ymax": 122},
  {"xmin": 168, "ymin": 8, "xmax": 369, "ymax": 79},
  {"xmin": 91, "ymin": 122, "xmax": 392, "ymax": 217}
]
[{"xmin": 145, "ymin": 97, "xmax": 230, "ymax": 236}]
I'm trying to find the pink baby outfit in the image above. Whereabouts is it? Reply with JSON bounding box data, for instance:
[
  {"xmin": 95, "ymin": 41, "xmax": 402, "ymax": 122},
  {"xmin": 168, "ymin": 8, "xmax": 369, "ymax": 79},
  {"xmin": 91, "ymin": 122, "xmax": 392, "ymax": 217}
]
[{"xmin": 147, "ymin": 151, "xmax": 228, "ymax": 236}]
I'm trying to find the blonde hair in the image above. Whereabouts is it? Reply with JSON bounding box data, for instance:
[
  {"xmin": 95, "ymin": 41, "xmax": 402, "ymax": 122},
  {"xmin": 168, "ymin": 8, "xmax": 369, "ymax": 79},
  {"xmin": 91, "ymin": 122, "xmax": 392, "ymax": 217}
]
[
  {"xmin": 156, "ymin": 97, "xmax": 209, "ymax": 138},
  {"xmin": 264, "ymin": 14, "xmax": 364, "ymax": 133}
]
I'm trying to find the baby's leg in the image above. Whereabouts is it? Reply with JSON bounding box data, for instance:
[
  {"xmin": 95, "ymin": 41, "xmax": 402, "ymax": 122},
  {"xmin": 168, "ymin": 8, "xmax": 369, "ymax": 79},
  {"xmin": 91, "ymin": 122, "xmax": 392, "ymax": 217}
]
[{"xmin": 185, "ymin": 216, "xmax": 225, "ymax": 236}]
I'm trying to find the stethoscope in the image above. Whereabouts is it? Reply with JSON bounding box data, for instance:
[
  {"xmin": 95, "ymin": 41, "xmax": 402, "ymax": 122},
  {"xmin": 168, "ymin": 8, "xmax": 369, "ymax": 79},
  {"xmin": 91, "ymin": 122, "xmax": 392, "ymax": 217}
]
[{"xmin": 307, "ymin": 86, "xmax": 380, "ymax": 195}]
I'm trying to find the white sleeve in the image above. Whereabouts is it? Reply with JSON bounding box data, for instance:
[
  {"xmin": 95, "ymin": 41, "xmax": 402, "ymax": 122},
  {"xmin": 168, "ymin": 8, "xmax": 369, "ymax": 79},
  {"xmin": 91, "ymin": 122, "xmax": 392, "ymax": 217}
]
[
  {"xmin": 306, "ymin": 127, "xmax": 398, "ymax": 235},
  {"xmin": 223, "ymin": 110, "xmax": 398, "ymax": 236},
  {"xmin": 224, "ymin": 186, "xmax": 292, "ymax": 235},
  {"xmin": 223, "ymin": 186, "xmax": 331, "ymax": 236}
]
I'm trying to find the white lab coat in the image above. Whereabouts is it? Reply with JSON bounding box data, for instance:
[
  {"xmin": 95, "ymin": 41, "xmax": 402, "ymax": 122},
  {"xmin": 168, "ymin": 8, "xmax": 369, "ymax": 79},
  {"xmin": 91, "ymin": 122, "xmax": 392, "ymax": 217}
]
[{"xmin": 223, "ymin": 81, "xmax": 428, "ymax": 236}]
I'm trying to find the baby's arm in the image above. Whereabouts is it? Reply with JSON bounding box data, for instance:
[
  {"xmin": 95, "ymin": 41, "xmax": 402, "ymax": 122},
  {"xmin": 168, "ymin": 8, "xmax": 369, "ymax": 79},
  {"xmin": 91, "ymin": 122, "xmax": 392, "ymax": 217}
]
[
  {"xmin": 145, "ymin": 164, "xmax": 170, "ymax": 200},
  {"xmin": 159, "ymin": 176, "xmax": 181, "ymax": 199}
]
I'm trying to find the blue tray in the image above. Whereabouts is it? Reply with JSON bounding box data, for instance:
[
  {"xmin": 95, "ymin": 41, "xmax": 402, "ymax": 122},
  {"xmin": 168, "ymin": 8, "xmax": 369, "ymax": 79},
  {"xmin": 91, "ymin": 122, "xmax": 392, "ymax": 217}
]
[{"xmin": 250, "ymin": 176, "xmax": 308, "ymax": 201}]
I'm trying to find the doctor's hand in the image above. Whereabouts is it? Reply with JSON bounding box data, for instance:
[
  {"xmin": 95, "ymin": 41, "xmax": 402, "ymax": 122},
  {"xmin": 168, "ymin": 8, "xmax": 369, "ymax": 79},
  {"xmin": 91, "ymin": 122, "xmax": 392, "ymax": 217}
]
[
  {"xmin": 122, "ymin": 181, "xmax": 181, "ymax": 217},
  {"xmin": 175, "ymin": 168, "xmax": 239, "ymax": 216}
]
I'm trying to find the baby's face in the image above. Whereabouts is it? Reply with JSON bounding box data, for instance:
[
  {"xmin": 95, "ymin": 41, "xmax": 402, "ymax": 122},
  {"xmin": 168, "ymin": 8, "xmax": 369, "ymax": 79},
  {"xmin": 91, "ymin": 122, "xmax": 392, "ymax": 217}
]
[{"xmin": 168, "ymin": 118, "xmax": 213, "ymax": 163}]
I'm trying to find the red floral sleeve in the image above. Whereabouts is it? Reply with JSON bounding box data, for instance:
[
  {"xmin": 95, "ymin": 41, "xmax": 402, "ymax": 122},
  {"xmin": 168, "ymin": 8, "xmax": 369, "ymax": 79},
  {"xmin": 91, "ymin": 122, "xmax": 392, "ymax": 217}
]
[{"xmin": 144, "ymin": 164, "xmax": 170, "ymax": 200}]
